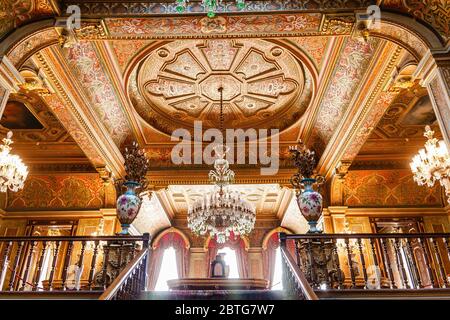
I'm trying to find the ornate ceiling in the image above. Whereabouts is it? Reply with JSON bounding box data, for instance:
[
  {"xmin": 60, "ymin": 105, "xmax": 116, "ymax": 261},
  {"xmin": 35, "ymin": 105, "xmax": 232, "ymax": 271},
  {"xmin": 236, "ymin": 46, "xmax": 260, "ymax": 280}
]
[
  {"xmin": 355, "ymin": 84, "xmax": 444, "ymax": 168},
  {"xmin": 160, "ymin": 184, "xmax": 291, "ymax": 218},
  {"xmin": 129, "ymin": 39, "xmax": 312, "ymax": 135},
  {"xmin": 0, "ymin": 1, "xmax": 448, "ymax": 214},
  {"xmin": 0, "ymin": 67, "xmax": 90, "ymax": 171}
]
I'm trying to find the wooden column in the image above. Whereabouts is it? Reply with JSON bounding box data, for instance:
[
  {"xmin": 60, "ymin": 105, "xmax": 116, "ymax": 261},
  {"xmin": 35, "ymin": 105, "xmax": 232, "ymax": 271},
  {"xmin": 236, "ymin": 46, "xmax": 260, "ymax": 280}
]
[
  {"xmin": 415, "ymin": 46, "xmax": 450, "ymax": 148},
  {"xmin": 0, "ymin": 56, "xmax": 24, "ymax": 118}
]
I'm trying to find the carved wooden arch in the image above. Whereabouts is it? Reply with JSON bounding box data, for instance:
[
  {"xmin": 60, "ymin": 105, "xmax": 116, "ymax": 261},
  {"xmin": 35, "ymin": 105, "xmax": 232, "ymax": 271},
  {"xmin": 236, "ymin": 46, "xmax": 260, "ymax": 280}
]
[
  {"xmin": 203, "ymin": 235, "xmax": 250, "ymax": 251},
  {"xmin": 0, "ymin": 19, "xmax": 59, "ymax": 68},
  {"xmin": 0, "ymin": 12, "xmax": 445, "ymax": 74},
  {"xmin": 151, "ymin": 226, "xmax": 191, "ymax": 250},
  {"xmin": 369, "ymin": 12, "xmax": 443, "ymax": 61},
  {"xmin": 261, "ymin": 226, "xmax": 293, "ymax": 250}
]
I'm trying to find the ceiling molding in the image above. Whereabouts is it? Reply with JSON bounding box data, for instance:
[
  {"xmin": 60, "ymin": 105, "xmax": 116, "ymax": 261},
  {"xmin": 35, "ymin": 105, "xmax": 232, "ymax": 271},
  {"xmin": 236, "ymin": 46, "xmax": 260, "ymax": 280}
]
[
  {"xmin": 91, "ymin": 41, "xmax": 143, "ymax": 145},
  {"xmin": 298, "ymin": 36, "xmax": 345, "ymax": 143},
  {"xmin": 318, "ymin": 43, "xmax": 404, "ymax": 179},
  {"xmin": 35, "ymin": 47, "xmax": 126, "ymax": 178}
]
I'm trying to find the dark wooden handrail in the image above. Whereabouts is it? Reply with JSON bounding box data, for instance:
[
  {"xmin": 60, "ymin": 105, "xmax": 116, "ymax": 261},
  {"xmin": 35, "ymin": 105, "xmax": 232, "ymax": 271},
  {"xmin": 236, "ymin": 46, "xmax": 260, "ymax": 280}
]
[
  {"xmin": 280, "ymin": 232, "xmax": 450, "ymax": 240},
  {"xmin": 0, "ymin": 234, "xmax": 150, "ymax": 293},
  {"xmin": 279, "ymin": 232, "xmax": 450, "ymax": 291},
  {"xmin": 98, "ymin": 248, "xmax": 149, "ymax": 300},
  {"xmin": 0, "ymin": 235, "xmax": 146, "ymax": 242},
  {"xmin": 280, "ymin": 242, "xmax": 318, "ymax": 300}
]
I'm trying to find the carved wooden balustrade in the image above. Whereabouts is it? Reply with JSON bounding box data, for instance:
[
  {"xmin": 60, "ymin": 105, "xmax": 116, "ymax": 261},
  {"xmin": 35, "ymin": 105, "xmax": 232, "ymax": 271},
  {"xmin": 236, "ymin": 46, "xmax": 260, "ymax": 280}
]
[
  {"xmin": 279, "ymin": 232, "xmax": 450, "ymax": 292},
  {"xmin": 280, "ymin": 237, "xmax": 318, "ymax": 300},
  {"xmin": 98, "ymin": 248, "xmax": 149, "ymax": 300},
  {"xmin": 0, "ymin": 233, "xmax": 150, "ymax": 294}
]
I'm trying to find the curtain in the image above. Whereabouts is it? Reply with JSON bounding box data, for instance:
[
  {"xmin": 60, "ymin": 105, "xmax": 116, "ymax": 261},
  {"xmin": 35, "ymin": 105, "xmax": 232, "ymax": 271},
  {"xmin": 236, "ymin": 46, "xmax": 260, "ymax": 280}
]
[
  {"xmin": 207, "ymin": 236, "xmax": 248, "ymax": 278},
  {"xmin": 148, "ymin": 232, "xmax": 189, "ymax": 290},
  {"xmin": 262, "ymin": 233, "xmax": 278, "ymax": 286},
  {"xmin": 262, "ymin": 233, "xmax": 296, "ymax": 287}
]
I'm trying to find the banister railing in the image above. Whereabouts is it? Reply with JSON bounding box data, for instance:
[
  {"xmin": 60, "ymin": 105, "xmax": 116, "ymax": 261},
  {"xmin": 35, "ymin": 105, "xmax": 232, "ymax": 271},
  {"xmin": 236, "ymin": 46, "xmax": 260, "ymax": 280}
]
[
  {"xmin": 99, "ymin": 248, "xmax": 149, "ymax": 300},
  {"xmin": 0, "ymin": 233, "xmax": 150, "ymax": 293},
  {"xmin": 280, "ymin": 237, "xmax": 318, "ymax": 300},
  {"xmin": 279, "ymin": 232, "xmax": 450, "ymax": 291}
]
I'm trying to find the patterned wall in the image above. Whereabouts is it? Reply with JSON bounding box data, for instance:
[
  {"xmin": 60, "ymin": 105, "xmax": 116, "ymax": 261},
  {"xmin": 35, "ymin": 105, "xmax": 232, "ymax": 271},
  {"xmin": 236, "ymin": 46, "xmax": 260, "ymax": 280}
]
[
  {"xmin": 0, "ymin": 0, "xmax": 55, "ymax": 40},
  {"xmin": 343, "ymin": 170, "xmax": 443, "ymax": 207},
  {"xmin": 7, "ymin": 174, "xmax": 105, "ymax": 210}
]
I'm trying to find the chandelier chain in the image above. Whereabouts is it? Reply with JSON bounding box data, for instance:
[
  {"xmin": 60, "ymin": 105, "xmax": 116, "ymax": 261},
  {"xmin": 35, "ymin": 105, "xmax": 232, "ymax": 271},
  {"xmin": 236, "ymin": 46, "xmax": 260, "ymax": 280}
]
[{"xmin": 187, "ymin": 86, "xmax": 255, "ymax": 243}]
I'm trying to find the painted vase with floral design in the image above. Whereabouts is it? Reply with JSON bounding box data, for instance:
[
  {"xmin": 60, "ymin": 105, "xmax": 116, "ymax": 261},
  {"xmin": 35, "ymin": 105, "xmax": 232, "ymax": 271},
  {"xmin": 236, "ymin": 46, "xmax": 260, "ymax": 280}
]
[
  {"xmin": 297, "ymin": 178, "xmax": 323, "ymax": 233},
  {"xmin": 116, "ymin": 181, "xmax": 142, "ymax": 235}
]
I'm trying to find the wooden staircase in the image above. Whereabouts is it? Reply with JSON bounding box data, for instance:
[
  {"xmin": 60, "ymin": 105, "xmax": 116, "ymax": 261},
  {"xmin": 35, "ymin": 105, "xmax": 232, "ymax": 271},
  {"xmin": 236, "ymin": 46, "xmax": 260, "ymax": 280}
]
[
  {"xmin": 140, "ymin": 290, "xmax": 287, "ymax": 300},
  {"xmin": 315, "ymin": 288, "xmax": 450, "ymax": 300},
  {"xmin": 0, "ymin": 290, "xmax": 103, "ymax": 300}
]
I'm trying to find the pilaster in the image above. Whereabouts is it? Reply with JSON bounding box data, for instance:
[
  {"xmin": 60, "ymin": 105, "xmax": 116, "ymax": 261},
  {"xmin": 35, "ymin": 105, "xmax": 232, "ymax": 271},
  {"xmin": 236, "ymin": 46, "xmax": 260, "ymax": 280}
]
[
  {"xmin": 0, "ymin": 56, "xmax": 24, "ymax": 118},
  {"xmin": 415, "ymin": 46, "xmax": 450, "ymax": 147}
]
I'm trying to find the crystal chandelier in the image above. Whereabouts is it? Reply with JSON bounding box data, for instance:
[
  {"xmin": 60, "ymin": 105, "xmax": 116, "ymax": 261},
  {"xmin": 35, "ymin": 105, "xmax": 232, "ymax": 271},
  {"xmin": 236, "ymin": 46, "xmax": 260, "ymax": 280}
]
[
  {"xmin": 410, "ymin": 125, "xmax": 450, "ymax": 204},
  {"xmin": 175, "ymin": 0, "xmax": 245, "ymax": 18},
  {"xmin": 187, "ymin": 87, "xmax": 255, "ymax": 244},
  {"xmin": 0, "ymin": 131, "xmax": 28, "ymax": 192}
]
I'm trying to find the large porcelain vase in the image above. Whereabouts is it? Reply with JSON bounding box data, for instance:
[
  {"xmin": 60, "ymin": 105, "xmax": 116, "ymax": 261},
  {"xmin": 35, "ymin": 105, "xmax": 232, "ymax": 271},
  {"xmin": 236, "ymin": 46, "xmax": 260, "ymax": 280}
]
[
  {"xmin": 116, "ymin": 181, "xmax": 142, "ymax": 235},
  {"xmin": 296, "ymin": 178, "xmax": 323, "ymax": 233}
]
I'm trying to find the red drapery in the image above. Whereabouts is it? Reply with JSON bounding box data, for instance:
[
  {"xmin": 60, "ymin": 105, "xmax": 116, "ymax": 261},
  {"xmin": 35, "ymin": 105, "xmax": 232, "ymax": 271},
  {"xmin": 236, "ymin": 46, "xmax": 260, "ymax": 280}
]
[
  {"xmin": 262, "ymin": 233, "xmax": 296, "ymax": 287},
  {"xmin": 207, "ymin": 236, "xmax": 248, "ymax": 278},
  {"xmin": 148, "ymin": 232, "xmax": 189, "ymax": 290}
]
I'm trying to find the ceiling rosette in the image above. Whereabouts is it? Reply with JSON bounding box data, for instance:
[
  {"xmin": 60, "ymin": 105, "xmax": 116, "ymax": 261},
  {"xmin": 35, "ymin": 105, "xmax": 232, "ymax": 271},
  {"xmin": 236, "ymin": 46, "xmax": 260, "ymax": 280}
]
[{"xmin": 128, "ymin": 39, "xmax": 315, "ymax": 135}]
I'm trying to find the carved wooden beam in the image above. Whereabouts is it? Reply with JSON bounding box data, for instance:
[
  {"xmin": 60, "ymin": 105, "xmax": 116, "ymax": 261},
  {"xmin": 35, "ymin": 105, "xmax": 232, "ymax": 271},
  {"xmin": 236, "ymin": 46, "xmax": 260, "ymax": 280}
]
[
  {"xmin": 298, "ymin": 36, "xmax": 346, "ymax": 142},
  {"xmin": 0, "ymin": 56, "xmax": 24, "ymax": 117},
  {"xmin": 33, "ymin": 48, "xmax": 126, "ymax": 178},
  {"xmin": 414, "ymin": 45, "xmax": 450, "ymax": 148},
  {"xmin": 91, "ymin": 41, "xmax": 144, "ymax": 145},
  {"xmin": 316, "ymin": 42, "xmax": 404, "ymax": 180}
]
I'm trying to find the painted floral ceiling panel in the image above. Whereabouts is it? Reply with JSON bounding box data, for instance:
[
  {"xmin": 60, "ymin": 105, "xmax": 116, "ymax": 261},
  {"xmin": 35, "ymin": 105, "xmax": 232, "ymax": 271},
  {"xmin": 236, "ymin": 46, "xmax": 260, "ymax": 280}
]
[{"xmin": 129, "ymin": 39, "xmax": 313, "ymax": 135}]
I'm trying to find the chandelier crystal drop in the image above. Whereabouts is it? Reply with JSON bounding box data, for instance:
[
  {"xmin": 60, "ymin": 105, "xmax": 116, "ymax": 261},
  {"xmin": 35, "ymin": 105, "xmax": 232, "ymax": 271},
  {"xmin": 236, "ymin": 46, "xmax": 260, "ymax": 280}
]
[
  {"xmin": 175, "ymin": 0, "xmax": 245, "ymax": 18},
  {"xmin": 410, "ymin": 125, "xmax": 450, "ymax": 204},
  {"xmin": 187, "ymin": 87, "xmax": 255, "ymax": 244},
  {"xmin": 0, "ymin": 131, "xmax": 28, "ymax": 192},
  {"xmin": 187, "ymin": 185, "xmax": 255, "ymax": 244}
]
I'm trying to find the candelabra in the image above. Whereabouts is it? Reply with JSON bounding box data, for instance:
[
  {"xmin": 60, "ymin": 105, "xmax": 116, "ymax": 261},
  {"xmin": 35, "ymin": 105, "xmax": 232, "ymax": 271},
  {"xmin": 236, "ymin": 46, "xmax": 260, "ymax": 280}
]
[
  {"xmin": 0, "ymin": 131, "xmax": 28, "ymax": 192},
  {"xmin": 410, "ymin": 126, "xmax": 450, "ymax": 204}
]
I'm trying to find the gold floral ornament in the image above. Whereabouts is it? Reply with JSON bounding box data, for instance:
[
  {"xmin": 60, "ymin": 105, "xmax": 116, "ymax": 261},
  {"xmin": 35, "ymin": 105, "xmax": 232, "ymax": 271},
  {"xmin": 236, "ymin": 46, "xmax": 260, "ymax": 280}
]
[
  {"xmin": 289, "ymin": 140, "xmax": 325, "ymax": 233},
  {"xmin": 289, "ymin": 140, "xmax": 325, "ymax": 193},
  {"xmin": 115, "ymin": 141, "xmax": 150, "ymax": 199},
  {"xmin": 115, "ymin": 142, "xmax": 150, "ymax": 235}
]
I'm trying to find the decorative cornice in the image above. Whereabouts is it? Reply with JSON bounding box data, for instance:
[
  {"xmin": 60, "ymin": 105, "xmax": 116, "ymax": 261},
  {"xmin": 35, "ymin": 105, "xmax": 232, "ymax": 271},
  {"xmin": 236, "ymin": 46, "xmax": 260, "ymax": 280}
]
[
  {"xmin": 146, "ymin": 169, "xmax": 295, "ymax": 189},
  {"xmin": 343, "ymin": 207, "xmax": 449, "ymax": 217},
  {"xmin": 319, "ymin": 14, "xmax": 356, "ymax": 35},
  {"xmin": 61, "ymin": 1, "xmax": 373, "ymax": 16},
  {"xmin": 1, "ymin": 209, "xmax": 105, "ymax": 219},
  {"xmin": 27, "ymin": 163, "xmax": 95, "ymax": 173}
]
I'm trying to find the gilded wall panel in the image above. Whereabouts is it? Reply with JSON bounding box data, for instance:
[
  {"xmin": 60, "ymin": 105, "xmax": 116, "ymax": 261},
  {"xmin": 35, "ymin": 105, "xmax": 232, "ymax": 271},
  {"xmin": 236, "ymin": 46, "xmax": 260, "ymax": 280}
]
[
  {"xmin": 343, "ymin": 170, "xmax": 443, "ymax": 207},
  {"xmin": 7, "ymin": 174, "xmax": 105, "ymax": 210}
]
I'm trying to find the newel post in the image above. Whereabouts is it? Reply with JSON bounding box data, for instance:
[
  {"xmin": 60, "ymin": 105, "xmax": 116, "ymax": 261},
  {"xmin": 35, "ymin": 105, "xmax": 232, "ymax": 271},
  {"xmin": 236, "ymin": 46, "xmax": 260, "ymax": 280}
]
[
  {"xmin": 143, "ymin": 232, "xmax": 151, "ymax": 291},
  {"xmin": 279, "ymin": 232, "xmax": 287, "ymax": 249}
]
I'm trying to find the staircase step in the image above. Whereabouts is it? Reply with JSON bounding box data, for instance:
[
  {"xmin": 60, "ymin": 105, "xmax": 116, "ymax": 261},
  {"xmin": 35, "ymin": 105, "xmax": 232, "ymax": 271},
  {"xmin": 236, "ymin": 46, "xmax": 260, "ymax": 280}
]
[
  {"xmin": 316, "ymin": 288, "xmax": 450, "ymax": 300},
  {"xmin": 140, "ymin": 290, "xmax": 290, "ymax": 300},
  {"xmin": 0, "ymin": 290, "xmax": 103, "ymax": 300}
]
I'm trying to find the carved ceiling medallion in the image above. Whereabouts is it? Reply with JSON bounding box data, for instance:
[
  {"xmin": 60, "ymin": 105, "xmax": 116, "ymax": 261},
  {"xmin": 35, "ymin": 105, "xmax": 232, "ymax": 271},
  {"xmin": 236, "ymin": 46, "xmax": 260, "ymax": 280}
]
[{"xmin": 129, "ymin": 39, "xmax": 313, "ymax": 135}]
